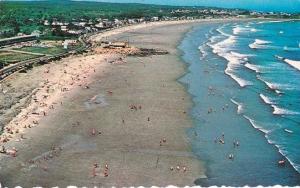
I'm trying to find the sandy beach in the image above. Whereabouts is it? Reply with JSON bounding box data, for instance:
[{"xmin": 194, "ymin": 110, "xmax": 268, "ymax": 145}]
[{"xmin": 0, "ymin": 20, "xmax": 210, "ymax": 186}]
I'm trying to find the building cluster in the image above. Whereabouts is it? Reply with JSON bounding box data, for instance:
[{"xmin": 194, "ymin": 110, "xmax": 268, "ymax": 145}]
[
  {"xmin": 42, "ymin": 12, "xmax": 239, "ymax": 37},
  {"xmin": 250, "ymin": 11, "xmax": 292, "ymax": 17},
  {"xmin": 40, "ymin": 9, "xmax": 295, "ymax": 37},
  {"xmin": 1, "ymin": 7, "xmax": 297, "ymax": 39},
  {"xmin": 171, "ymin": 8, "xmax": 247, "ymax": 17},
  {"xmin": 44, "ymin": 17, "xmax": 159, "ymax": 37}
]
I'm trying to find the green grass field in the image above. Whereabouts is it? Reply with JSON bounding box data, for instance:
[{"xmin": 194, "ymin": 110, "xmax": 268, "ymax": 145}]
[
  {"xmin": 14, "ymin": 42, "xmax": 82, "ymax": 55},
  {"xmin": 15, "ymin": 46, "xmax": 67, "ymax": 55},
  {"xmin": 0, "ymin": 51, "xmax": 41, "ymax": 65}
]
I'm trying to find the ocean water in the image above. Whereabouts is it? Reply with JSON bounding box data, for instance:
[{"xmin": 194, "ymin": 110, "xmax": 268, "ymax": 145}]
[{"xmin": 179, "ymin": 21, "xmax": 300, "ymax": 186}]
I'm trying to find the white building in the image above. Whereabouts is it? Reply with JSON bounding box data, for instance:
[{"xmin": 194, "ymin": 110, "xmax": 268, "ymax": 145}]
[{"xmin": 61, "ymin": 26, "xmax": 68, "ymax": 32}]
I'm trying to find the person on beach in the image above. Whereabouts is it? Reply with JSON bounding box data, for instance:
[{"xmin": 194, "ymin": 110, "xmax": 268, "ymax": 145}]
[
  {"xmin": 219, "ymin": 139, "xmax": 225, "ymax": 144},
  {"xmin": 278, "ymin": 159, "xmax": 285, "ymax": 166},
  {"xmin": 104, "ymin": 164, "xmax": 109, "ymax": 177},
  {"xmin": 91, "ymin": 128, "xmax": 96, "ymax": 136},
  {"xmin": 7, "ymin": 147, "xmax": 17, "ymax": 157},
  {"xmin": 214, "ymin": 137, "xmax": 218, "ymax": 143},
  {"xmin": 208, "ymin": 108, "xmax": 213, "ymax": 114},
  {"xmin": 92, "ymin": 163, "xmax": 98, "ymax": 177},
  {"xmin": 0, "ymin": 146, "xmax": 6, "ymax": 154}
]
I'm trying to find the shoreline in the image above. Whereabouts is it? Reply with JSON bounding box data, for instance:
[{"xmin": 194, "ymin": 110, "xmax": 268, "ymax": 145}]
[
  {"xmin": 0, "ymin": 17, "xmax": 282, "ymax": 136},
  {"xmin": 1, "ymin": 18, "xmax": 297, "ymax": 186},
  {"xmin": 179, "ymin": 20, "xmax": 300, "ymax": 185},
  {"xmin": 0, "ymin": 20, "xmax": 210, "ymax": 186}
]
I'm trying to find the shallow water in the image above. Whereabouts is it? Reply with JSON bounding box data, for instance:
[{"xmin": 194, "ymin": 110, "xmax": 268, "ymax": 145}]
[{"xmin": 179, "ymin": 21, "xmax": 300, "ymax": 186}]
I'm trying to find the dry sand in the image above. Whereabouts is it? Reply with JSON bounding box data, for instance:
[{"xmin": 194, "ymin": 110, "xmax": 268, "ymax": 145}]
[{"xmin": 0, "ymin": 20, "xmax": 208, "ymax": 187}]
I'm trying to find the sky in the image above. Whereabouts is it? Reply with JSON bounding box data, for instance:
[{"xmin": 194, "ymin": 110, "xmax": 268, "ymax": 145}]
[
  {"xmin": 3, "ymin": 0, "xmax": 300, "ymax": 13},
  {"xmin": 74, "ymin": 0, "xmax": 300, "ymax": 13}
]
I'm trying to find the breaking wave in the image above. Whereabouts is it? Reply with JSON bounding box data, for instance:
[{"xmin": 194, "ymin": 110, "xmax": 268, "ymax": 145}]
[
  {"xmin": 230, "ymin": 99, "xmax": 244, "ymax": 114},
  {"xmin": 208, "ymin": 29, "xmax": 252, "ymax": 87},
  {"xmin": 259, "ymin": 93, "xmax": 275, "ymax": 105},
  {"xmin": 284, "ymin": 59, "xmax": 300, "ymax": 71},
  {"xmin": 249, "ymin": 39, "xmax": 272, "ymax": 49},
  {"xmin": 271, "ymin": 104, "xmax": 299, "ymax": 115}
]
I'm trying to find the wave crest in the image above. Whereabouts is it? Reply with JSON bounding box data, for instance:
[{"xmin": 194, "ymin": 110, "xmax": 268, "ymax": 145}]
[
  {"xmin": 284, "ymin": 59, "xmax": 300, "ymax": 71},
  {"xmin": 271, "ymin": 105, "xmax": 299, "ymax": 115},
  {"xmin": 230, "ymin": 99, "xmax": 244, "ymax": 114},
  {"xmin": 249, "ymin": 39, "xmax": 272, "ymax": 49},
  {"xmin": 259, "ymin": 94, "xmax": 274, "ymax": 105}
]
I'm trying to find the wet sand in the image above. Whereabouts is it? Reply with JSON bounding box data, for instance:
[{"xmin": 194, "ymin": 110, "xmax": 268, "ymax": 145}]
[{"xmin": 0, "ymin": 21, "xmax": 209, "ymax": 186}]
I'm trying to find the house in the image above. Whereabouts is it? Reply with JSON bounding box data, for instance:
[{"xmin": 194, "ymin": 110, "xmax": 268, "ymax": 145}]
[
  {"xmin": 78, "ymin": 22, "xmax": 87, "ymax": 27},
  {"xmin": 114, "ymin": 19, "xmax": 123, "ymax": 26},
  {"xmin": 62, "ymin": 39, "xmax": 77, "ymax": 49},
  {"xmin": 151, "ymin": 17, "xmax": 159, "ymax": 22},
  {"xmin": 61, "ymin": 26, "xmax": 68, "ymax": 32},
  {"xmin": 85, "ymin": 27, "xmax": 92, "ymax": 32},
  {"xmin": 95, "ymin": 22, "xmax": 105, "ymax": 29},
  {"xmin": 44, "ymin": 20, "xmax": 50, "ymax": 26},
  {"xmin": 68, "ymin": 30, "xmax": 83, "ymax": 35},
  {"xmin": 128, "ymin": 19, "xmax": 136, "ymax": 24}
]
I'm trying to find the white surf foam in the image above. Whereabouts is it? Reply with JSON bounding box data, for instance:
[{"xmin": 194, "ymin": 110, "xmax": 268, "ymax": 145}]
[
  {"xmin": 255, "ymin": 39, "xmax": 271, "ymax": 45},
  {"xmin": 276, "ymin": 144, "xmax": 300, "ymax": 173},
  {"xmin": 223, "ymin": 52, "xmax": 253, "ymax": 87},
  {"xmin": 245, "ymin": 63, "xmax": 261, "ymax": 73},
  {"xmin": 230, "ymin": 99, "xmax": 244, "ymax": 114},
  {"xmin": 216, "ymin": 27, "xmax": 231, "ymax": 37},
  {"xmin": 284, "ymin": 59, "xmax": 300, "ymax": 71},
  {"xmin": 271, "ymin": 104, "xmax": 299, "ymax": 115},
  {"xmin": 198, "ymin": 45, "xmax": 208, "ymax": 60},
  {"xmin": 250, "ymin": 28, "xmax": 258, "ymax": 32},
  {"xmin": 249, "ymin": 39, "xmax": 272, "ymax": 49},
  {"xmin": 259, "ymin": 93, "xmax": 274, "ymax": 105},
  {"xmin": 208, "ymin": 35, "xmax": 222, "ymax": 43},
  {"xmin": 232, "ymin": 26, "xmax": 246, "ymax": 35},
  {"xmin": 210, "ymin": 36, "xmax": 236, "ymax": 54},
  {"xmin": 225, "ymin": 69, "xmax": 252, "ymax": 87},
  {"xmin": 243, "ymin": 115, "xmax": 270, "ymax": 134},
  {"xmin": 232, "ymin": 27, "xmax": 241, "ymax": 35},
  {"xmin": 209, "ymin": 33, "xmax": 252, "ymax": 87},
  {"xmin": 264, "ymin": 128, "xmax": 300, "ymax": 173},
  {"xmin": 209, "ymin": 27, "xmax": 253, "ymax": 88},
  {"xmin": 258, "ymin": 20, "xmax": 285, "ymax": 24},
  {"xmin": 263, "ymin": 134, "xmax": 300, "ymax": 175},
  {"xmin": 257, "ymin": 76, "xmax": 282, "ymax": 92},
  {"xmin": 220, "ymin": 36, "xmax": 237, "ymax": 46},
  {"xmin": 230, "ymin": 51, "xmax": 252, "ymax": 59},
  {"xmin": 233, "ymin": 26, "xmax": 258, "ymax": 35}
]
